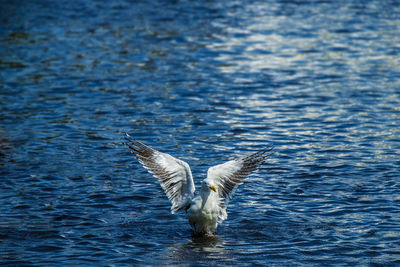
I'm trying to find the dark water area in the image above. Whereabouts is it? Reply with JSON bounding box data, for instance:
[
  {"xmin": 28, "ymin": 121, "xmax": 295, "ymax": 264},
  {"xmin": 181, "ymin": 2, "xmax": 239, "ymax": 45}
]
[{"xmin": 1, "ymin": 0, "xmax": 400, "ymax": 265}]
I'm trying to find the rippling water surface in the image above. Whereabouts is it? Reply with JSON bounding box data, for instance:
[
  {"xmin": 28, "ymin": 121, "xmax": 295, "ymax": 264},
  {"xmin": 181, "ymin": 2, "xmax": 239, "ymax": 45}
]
[{"xmin": 1, "ymin": 0, "xmax": 400, "ymax": 265}]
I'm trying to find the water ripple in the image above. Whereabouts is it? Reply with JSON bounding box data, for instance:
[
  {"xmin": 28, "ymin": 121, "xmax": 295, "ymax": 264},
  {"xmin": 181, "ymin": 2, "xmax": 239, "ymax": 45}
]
[{"xmin": 1, "ymin": 0, "xmax": 400, "ymax": 265}]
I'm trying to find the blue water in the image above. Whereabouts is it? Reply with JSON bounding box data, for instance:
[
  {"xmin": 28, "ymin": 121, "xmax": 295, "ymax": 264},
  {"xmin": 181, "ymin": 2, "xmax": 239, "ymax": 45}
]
[{"xmin": 1, "ymin": 0, "xmax": 400, "ymax": 265}]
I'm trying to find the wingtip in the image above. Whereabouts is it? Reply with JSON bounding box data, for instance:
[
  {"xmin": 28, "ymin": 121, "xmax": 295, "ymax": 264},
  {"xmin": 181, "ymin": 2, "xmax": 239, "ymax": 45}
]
[
  {"xmin": 124, "ymin": 133, "xmax": 138, "ymax": 144},
  {"xmin": 123, "ymin": 134, "xmax": 153, "ymax": 153},
  {"xmin": 265, "ymin": 145, "xmax": 274, "ymax": 156},
  {"xmin": 123, "ymin": 133, "xmax": 137, "ymax": 151},
  {"xmin": 124, "ymin": 132, "xmax": 132, "ymax": 140},
  {"xmin": 260, "ymin": 145, "xmax": 274, "ymax": 160},
  {"xmin": 263, "ymin": 145, "xmax": 274, "ymax": 152}
]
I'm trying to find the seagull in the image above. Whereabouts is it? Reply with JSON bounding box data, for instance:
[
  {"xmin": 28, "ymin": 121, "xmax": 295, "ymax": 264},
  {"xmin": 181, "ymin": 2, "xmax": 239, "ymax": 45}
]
[{"xmin": 125, "ymin": 134, "xmax": 272, "ymax": 236}]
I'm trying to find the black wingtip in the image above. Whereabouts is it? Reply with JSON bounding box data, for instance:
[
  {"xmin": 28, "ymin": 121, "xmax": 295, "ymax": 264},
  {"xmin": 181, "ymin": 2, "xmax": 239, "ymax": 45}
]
[
  {"xmin": 124, "ymin": 132, "xmax": 133, "ymax": 141},
  {"xmin": 247, "ymin": 145, "xmax": 274, "ymax": 159},
  {"xmin": 123, "ymin": 133, "xmax": 138, "ymax": 152},
  {"xmin": 123, "ymin": 134, "xmax": 154, "ymax": 154},
  {"xmin": 124, "ymin": 133, "xmax": 139, "ymax": 145},
  {"xmin": 264, "ymin": 145, "xmax": 274, "ymax": 156},
  {"xmin": 261, "ymin": 145, "xmax": 274, "ymax": 160},
  {"xmin": 240, "ymin": 145, "xmax": 274, "ymax": 165}
]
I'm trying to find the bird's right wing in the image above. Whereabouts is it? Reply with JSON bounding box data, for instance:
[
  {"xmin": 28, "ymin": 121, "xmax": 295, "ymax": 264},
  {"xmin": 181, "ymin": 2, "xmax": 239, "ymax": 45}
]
[
  {"xmin": 207, "ymin": 147, "xmax": 273, "ymax": 208},
  {"xmin": 125, "ymin": 134, "xmax": 195, "ymax": 214}
]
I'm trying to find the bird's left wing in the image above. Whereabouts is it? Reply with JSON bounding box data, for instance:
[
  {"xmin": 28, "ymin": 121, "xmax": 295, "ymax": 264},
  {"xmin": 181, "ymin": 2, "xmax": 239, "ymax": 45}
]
[
  {"xmin": 207, "ymin": 147, "xmax": 273, "ymax": 208},
  {"xmin": 125, "ymin": 134, "xmax": 195, "ymax": 214}
]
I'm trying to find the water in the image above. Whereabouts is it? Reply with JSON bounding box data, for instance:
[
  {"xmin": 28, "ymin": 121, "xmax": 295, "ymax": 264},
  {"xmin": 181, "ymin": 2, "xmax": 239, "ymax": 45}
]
[{"xmin": 1, "ymin": 0, "xmax": 400, "ymax": 265}]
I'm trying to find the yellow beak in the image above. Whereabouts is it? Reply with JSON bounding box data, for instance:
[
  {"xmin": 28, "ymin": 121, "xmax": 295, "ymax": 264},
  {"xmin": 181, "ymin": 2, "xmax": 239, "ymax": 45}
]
[{"xmin": 210, "ymin": 185, "xmax": 217, "ymax": 192}]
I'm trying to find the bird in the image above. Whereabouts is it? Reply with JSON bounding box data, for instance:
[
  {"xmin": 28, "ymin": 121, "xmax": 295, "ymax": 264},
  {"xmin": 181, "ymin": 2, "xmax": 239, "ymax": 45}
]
[{"xmin": 124, "ymin": 134, "xmax": 272, "ymax": 237}]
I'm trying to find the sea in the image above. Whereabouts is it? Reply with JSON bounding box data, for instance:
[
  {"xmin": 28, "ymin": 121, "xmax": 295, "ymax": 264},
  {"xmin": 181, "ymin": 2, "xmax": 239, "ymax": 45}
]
[{"xmin": 1, "ymin": 0, "xmax": 399, "ymax": 265}]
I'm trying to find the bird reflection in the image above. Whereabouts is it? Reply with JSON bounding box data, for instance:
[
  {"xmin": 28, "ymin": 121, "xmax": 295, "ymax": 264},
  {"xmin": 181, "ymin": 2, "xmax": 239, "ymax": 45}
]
[
  {"xmin": 163, "ymin": 233, "xmax": 235, "ymax": 264},
  {"xmin": 189, "ymin": 234, "xmax": 224, "ymax": 253}
]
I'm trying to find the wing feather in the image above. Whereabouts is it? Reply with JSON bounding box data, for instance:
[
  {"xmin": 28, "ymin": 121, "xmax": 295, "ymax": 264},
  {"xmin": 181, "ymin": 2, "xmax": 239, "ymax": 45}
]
[
  {"xmin": 125, "ymin": 134, "xmax": 195, "ymax": 214},
  {"xmin": 207, "ymin": 147, "xmax": 273, "ymax": 207}
]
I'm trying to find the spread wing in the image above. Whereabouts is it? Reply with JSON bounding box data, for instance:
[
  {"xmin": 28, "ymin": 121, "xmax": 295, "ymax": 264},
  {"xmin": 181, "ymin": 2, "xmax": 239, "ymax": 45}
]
[
  {"xmin": 206, "ymin": 147, "xmax": 273, "ymax": 209},
  {"xmin": 125, "ymin": 134, "xmax": 195, "ymax": 214}
]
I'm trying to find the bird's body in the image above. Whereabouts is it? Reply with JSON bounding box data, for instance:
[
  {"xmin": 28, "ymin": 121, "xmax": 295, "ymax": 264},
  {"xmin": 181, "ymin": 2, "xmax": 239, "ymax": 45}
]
[
  {"xmin": 188, "ymin": 195, "xmax": 218, "ymax": 234},
  {"xmin": 125, "ymin": 134, "xmax": 272, "ymax": 236},
  {"xmin": 187, "ymin": 182, "xmax": 221, "ymax": 235}
]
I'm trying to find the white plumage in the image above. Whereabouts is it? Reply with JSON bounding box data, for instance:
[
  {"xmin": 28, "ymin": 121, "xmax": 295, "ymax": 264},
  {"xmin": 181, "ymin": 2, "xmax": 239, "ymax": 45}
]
[{"xmin": 125, "ymin": 134, "xmax": 272, "ymax": 236}]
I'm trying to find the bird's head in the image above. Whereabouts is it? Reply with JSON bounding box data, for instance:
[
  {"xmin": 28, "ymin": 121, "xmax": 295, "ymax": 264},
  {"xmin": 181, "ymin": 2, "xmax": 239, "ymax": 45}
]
[{"xmin": 202, "ymin": 180, "xmax": 217, "ymax": 193}]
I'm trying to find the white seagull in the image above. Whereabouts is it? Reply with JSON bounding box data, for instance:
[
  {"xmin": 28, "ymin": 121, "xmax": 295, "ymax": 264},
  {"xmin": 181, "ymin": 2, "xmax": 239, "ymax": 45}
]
[{"xmin": 125, "ymin": 134, "xmax": 272, "ymax": 236}]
